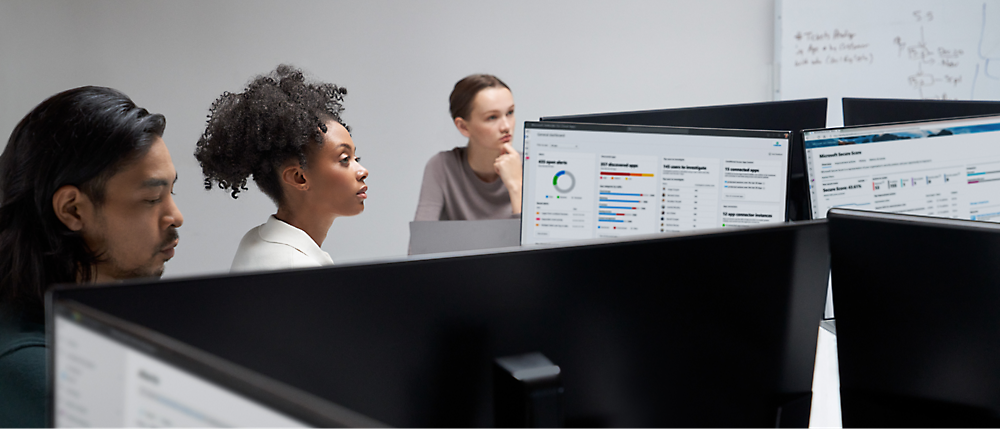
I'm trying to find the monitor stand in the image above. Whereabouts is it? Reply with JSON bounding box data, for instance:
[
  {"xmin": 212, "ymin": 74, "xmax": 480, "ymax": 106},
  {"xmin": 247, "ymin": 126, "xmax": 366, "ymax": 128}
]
[{"xmin": 493, "ymin": 352, "xmax": 564, "ymax": 428}]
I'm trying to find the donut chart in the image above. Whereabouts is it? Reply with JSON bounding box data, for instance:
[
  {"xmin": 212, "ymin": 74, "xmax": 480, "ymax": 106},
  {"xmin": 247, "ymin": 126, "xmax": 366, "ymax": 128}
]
[{"xmin": 553, "ymin": 170, "xmax": 576, "ymax": 193}]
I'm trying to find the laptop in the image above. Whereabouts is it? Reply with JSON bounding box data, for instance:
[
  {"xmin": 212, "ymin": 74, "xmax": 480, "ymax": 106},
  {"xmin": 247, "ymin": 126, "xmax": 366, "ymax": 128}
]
[{"xmin": 408, "ymin": 218, "xmax": 520, "ymax": 255}]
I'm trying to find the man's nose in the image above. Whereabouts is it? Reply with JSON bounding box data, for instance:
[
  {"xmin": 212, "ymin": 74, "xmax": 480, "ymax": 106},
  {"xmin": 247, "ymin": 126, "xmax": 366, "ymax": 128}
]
[{"xmin": 166, "ymin": 197, "xmax": 184, "ymax": 228}]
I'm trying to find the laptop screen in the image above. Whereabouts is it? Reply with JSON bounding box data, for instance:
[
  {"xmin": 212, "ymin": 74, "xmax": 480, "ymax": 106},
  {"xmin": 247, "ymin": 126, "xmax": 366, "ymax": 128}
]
[
  {"xmin": 51, "ymin": 300, "xmax": 378, "ymax": 427},
  {"xmin": 803, "ymin": 114, "xmax": 1000, "ymax": 220},
  {"xmin": 520, "ymin": 121, "xmax": 791, "ymax": 245}
]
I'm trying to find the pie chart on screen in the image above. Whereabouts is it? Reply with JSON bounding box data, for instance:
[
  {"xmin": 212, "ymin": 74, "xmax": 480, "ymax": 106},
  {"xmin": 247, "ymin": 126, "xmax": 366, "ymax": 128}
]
[{"xmin": 553, "ymin": 170, "xmax": 576, "ymax": 193}]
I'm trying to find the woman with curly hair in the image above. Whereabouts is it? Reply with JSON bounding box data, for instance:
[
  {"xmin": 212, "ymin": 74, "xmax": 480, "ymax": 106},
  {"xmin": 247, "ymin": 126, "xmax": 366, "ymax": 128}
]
[
  {"xmin": 414, "ymin": 74, "xmax": 520, "ymax": 221},
  {"xmin": 195, "ymin": 65, "xmax": 368, "ymax": 272}
]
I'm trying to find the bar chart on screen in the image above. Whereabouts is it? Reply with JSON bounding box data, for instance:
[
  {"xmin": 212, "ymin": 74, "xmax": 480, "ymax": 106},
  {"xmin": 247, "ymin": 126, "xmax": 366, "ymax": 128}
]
[{"xmin": 597, "ymin": 154, "xmax": 657, "ymax": 237}]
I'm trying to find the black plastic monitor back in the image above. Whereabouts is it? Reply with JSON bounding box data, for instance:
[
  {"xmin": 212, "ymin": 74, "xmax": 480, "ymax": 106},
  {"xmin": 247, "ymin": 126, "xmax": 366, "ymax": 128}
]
[
  {"xmin": 52, "ymin": 222, "xmax": 829, "ymax": 427},
  {"xmin": 828, "ymin": 208, "xmax": 1000, "ymax": 426},
  {"xmin": 843, "ymin": 97, "xmax": 1000, "ymax": 126},
  {"xmin": 540, "ymin": 98, "xmax": 827, "ymax": 221}
]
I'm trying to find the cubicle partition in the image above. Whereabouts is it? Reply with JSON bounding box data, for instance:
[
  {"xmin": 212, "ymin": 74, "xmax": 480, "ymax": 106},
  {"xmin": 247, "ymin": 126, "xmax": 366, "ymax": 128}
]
[
  {"xmin": 829, "ymin": 209, "xmax": 1000, "ymax": 427},
  {"xmin": 51, "ymin": 221, "xmax": 829, "ymax": 427}
]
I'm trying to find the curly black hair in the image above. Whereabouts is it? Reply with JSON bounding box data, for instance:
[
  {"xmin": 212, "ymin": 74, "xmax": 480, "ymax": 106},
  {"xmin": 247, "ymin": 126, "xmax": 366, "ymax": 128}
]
[{"xmin": 194, "ymin": 64, "xmax": 348, "ymax": 202}]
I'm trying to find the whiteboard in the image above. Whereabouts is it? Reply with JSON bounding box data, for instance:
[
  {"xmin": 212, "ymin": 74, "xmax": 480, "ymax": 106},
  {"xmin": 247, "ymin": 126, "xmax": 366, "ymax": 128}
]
[{"xmin": 776, "ymin": 0, "xmax": 1000, "ymax": 126}]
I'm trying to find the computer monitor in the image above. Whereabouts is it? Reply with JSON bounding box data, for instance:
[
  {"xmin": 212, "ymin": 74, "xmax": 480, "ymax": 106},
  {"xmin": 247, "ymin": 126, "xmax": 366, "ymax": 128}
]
[
  {"xmin": 843, "ymin": 97, "xmax": 1000, "ymax": 126},
  {"xmin": 49, "ymin": 221, "xmax": 830, "ymax": 427},
  {"xmin": 49, "ymin": 299, "xmax": 383, "ymax": 427},
  {"xmin": 828, "ymin": 208, "xmax": 1000, "ymax": 426},
  {"xmin": 803, "ymin": 114, "xmax": 1000, "ymax": 220},
  {"xmin": 520, "ymin": 121, "xmax": 791, "ymax": 246},
  {"xmin": 539, "ymin": 98, "xmax": 827, "ymax": 221}
]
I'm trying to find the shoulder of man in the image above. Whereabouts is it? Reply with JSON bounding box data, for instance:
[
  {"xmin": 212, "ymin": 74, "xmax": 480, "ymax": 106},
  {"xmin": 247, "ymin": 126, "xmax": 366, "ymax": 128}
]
[{"xmin": 0, "ymin": 333, "xmax": 46, "ymax": 427}]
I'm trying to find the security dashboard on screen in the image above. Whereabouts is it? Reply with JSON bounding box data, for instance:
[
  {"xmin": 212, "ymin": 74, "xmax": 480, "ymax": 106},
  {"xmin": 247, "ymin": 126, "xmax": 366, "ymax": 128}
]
[
  {"xmin": 521, "ymin": 122, "xmax": 791, "ymax": 245},
  {"xmin": 804, "ymin": 115, "xmax": 1000, "ymax": 220}
]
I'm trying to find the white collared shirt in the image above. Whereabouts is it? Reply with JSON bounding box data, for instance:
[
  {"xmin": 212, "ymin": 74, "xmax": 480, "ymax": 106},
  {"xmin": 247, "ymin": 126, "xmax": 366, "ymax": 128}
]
[{"xmin": 230, "ymin": 215, "xmax": 334, "ymax": 273}]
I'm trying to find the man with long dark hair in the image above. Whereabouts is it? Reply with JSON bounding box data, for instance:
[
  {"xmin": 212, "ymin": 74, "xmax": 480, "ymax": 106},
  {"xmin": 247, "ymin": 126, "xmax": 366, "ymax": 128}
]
[{"xmin": 0, "ymin": 86, "xmax": 184, "ymax": 426}]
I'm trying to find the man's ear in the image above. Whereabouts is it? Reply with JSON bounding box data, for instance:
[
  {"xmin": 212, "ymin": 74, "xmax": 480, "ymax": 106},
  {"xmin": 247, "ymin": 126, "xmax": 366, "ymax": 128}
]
[
  {"xmin": 454, "ymin": 117, "xmax": 471, "ymax": 138},
  {"xmin": 281, "ymin": 164, "xmax": 309, "ymax": 191},
  {"xmin": 52, "ymin": 185, "xmax": 92, "ymax": 232}
]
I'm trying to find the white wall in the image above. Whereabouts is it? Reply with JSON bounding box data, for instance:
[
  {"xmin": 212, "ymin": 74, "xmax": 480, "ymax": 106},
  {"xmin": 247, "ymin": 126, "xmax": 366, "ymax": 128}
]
[{"xmin": 0, "ymin": 0, "xmax": 775, "ymax": 278}]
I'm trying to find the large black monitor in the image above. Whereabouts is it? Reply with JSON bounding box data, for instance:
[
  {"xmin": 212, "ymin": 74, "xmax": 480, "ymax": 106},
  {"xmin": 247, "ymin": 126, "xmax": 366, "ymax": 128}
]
[
  {"xmin": 843, "ymin": 97, "xmax": 1000, "ymax": 127},
  {"xmin": 540, "ymin": 98, "xmax": 827, "ymax": 221},
  {"xmin": 521, "ymin": 121, "xmax": 792, "ymax": 245},
  {"xmin": 802, "ymin": 114, "xmax": 1000, "ymax": 220},
  {"xmin": 828, "ymin": 208, "xmax": 1000, "ymax": 426},
  {"xmin": 50, "ymin": 222, "xmax": 830, "ymax": 427},
  {"xmin": 49, "ymin": 299, "xmax": 383, "ymax": 427}
]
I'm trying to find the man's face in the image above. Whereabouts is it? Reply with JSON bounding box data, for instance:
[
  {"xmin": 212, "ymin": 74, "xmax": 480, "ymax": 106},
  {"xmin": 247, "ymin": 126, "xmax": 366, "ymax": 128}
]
[{"xmin": 83, "ymin": 137, "xmax": 183, "ymax": 280}]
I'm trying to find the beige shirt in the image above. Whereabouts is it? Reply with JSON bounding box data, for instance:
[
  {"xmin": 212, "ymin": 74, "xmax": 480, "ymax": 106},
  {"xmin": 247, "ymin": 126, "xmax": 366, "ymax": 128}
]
[
  {"xmin": 230, "ymin": 215, "xmax": 334, "ymax": 273},
  {"xmin": 414, "ymin": 147, "xmax": 518, "ymax": 221}
]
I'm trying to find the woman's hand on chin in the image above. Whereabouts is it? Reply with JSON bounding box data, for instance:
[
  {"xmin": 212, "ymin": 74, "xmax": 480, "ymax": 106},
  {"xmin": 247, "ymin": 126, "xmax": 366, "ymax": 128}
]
[
  {"xmin": 493, "ymin": 143, "xmax": 522, "ymax": 189},
  {"xmin": 494, "ymin": 143, "xmax": 523, "ymax": 214}
]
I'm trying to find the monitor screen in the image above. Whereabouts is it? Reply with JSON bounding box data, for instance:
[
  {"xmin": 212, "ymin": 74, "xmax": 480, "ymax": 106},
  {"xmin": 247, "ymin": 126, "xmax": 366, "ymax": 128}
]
[
  {"xmin": 803, "ymin": 114, "xmax": 1000, "ymax": 220},
  {"xmin": 521, "ymin": 121, "xmax": 791, "ymax": 245},
  {"xmin": 843, "ymin": 98, "xmax": 1000, "ymax": 127},
  {"xmin": 539, "ymin": 98, "xmax": 827, "ymax": 221},
  {"xmin": 51, "ymin": 301, "xmax": 379, "ymax": 427}
]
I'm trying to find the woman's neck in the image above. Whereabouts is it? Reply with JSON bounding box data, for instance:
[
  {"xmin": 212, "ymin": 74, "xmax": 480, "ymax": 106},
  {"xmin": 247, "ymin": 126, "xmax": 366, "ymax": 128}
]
[
  {"xmin": 275, "ymin": 205, "xmax": 334, "ymax": 247},
  {"xmin": 466, "ymin": 140, "xmax": 501, "ymax": 182}
]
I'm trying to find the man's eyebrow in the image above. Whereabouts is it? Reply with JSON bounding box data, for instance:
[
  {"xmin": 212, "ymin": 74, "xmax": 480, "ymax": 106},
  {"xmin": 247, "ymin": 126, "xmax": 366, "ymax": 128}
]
[
  {"xmin": 143, "ymin": 173, "xmax": 177, "ymax": 188},
  {"xmin": 142, "ymin": 178, "xmax": 169, "ymax": 188}
]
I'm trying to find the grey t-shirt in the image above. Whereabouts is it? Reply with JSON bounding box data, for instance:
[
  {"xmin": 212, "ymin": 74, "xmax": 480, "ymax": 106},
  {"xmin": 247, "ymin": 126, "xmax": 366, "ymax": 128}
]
[{"xmin": 415, "ymin": 147, "xmax": 517, "ymax": 221}]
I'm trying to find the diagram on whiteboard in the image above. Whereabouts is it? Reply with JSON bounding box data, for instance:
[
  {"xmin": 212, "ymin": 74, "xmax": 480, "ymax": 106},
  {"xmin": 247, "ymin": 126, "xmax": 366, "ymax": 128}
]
[
  {"xmin": 894, "ymin": 19, "xmax": 968, "ymax": 99},
  {"xmin": 975, "ymin": 3, "xmax": 1000, "ymax": 99},
  {"xmin": 777, "ymin": 0, "xmax": 1000, "ymax": 125}
]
